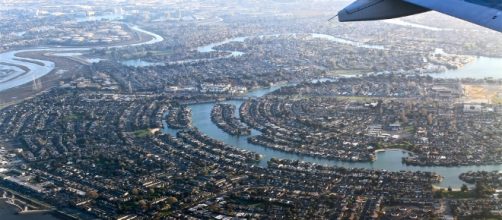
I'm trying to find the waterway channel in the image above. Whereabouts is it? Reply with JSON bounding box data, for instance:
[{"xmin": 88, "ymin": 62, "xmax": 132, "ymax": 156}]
[
  {"xmin": 163, "ymin": 81, "xmax": 502, "ymax": 188},
  {"xmin": 162, "ymin": 34, "xmax": 502, "ymax": 189}
]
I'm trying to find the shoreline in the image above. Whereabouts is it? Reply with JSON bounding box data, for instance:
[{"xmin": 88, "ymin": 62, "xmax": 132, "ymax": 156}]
[
  {"xmin": 0, "ymin": 22, "xmax": 163, "ymax": 95},
  {"xmin": 173, "ymin": 89, "xmax": 502, "ymax": 188},
  {"xmin": 0, "ymin": 186, "xmax": 80, "ymax": 220},
  {"xmin": 374, "ymin": 148, "xmax": 410, "ymax": 153},
  {"xmin": 0, "ymin": 200, "xmax": 63, "ymax": 220}
]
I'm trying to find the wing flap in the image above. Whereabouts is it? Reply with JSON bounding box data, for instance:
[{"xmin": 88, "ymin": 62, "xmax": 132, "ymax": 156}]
[{"xmin": 404, "ymin": 0, "xmax": 502, "ymax": 32}]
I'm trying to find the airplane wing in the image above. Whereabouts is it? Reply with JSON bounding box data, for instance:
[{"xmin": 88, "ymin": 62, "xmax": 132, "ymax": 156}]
[{"xmin": 338, "ymin": 0, "xmax": 502, "ymax": 32}]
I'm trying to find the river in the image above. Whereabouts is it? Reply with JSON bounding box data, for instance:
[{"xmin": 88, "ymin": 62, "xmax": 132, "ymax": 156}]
[
  {"xmin": 159, "ymin": 36, "xmax": 502, "ymax": 188},
  {"xmin": 122, "ymin": 33, "xmax": 385, "ymax": 67},
  {"xmin": 163, "ymin": 82, "xmax": 502, "ymax": 188}
]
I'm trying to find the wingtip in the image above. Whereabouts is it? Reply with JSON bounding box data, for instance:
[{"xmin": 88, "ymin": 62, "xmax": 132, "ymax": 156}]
[{"xmin": 328, "ymin": 14, "xmax": 338, "ymax": 22}]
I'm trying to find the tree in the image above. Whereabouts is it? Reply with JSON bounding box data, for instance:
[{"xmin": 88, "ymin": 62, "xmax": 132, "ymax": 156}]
[
  {"xmin": 226, "ymin": 205, "xmax": 235, "ymax": 216},
  {"xmin": 400, "ymin": 111, "xmax": 408, "ymax": 123},
  {"xmin": 434, "ymin": 189, "xmax": 444, "ymax": 198},
  {"xmin": 162, "ymin": 204, "xmax": 171, "ymax": 211},
  {"xmin": 474, "ymin": 182, "xmax": 494, "ymax": 198},
  {"xmin": 138, "ymin": 199, "xmax": 148, "ymax": 210},
  {"xmin": 201, "ymin": 167, "xmax": 209, "ymax": 176},
  {"xmin": 419, "ymin": 108, "xmax": 428, "ymax": 116},
  {"xmin": 132, "ymin": 188, "xmax": 140, "ymax": 195},
  {"xmin": 427, "ymin": 114, "xmax": 434, "ymax": 125},
  {"xmin": 87, "ymin": 190, "xmax": 99, "ymax": 199},
  {"xmin": 449, "ymin": 118, "xmax": 457, "ymax": 131},
  {"xmin": 461, "ymin": 184, "xmax": 468, "ymax": 192},
  {"xmin": 166, "ymin": 196, "xmax": 178, "ymax": 205},
  {"xmin": 31, "ymin": 175, "xmax": 42, "ymax": 184}
]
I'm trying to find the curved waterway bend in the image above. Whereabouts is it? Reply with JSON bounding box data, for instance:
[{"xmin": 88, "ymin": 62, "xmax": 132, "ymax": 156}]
[
  {"xmin": 430, "ymin": 56, "xmax": 502, "ymax": 79},
  {"xmin": 0, "ymin": 24, "xmax": 164, "ymax": 92},
  {"xmin": 196, "ymin": 33, "xmax": 386, "ymax": 54},
  {"xmin": 178, "ymin": 41, "xmax": 502, "ymax": 188},
  {"xmin": 164, "ymin": 83, "xmax": 502, "ymax": 188},
  {"xmin": 123, "ymin": 33, "xmax": 384, "ymax": 67}
]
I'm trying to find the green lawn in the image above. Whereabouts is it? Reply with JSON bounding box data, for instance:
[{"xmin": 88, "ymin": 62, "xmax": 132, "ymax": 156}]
[
  {"xmin": 63, "ymin": 113, "xmax": 84, "ymax": 122},
  {"xmin": 133, "ymin": 129, "xmax": 152, "ymax": 138}
]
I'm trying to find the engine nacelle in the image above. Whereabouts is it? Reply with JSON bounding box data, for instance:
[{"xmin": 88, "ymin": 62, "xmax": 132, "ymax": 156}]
[{"xmin": 338, "ymin": 0, "xmax": 430, "ymax": 22}]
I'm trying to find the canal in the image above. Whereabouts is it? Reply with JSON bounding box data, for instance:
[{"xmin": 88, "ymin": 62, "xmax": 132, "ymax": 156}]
[{"xmin": 164, "ymin": 72, "xmax": 502, "ymax": 188}]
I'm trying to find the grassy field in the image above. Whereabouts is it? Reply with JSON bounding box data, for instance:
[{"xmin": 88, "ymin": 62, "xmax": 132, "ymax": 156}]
[{"xmin": 133, "ymin": 129, "xmax": 153, "ymax": 138}]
